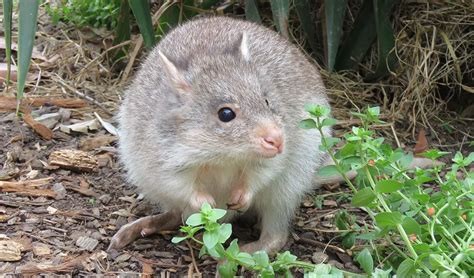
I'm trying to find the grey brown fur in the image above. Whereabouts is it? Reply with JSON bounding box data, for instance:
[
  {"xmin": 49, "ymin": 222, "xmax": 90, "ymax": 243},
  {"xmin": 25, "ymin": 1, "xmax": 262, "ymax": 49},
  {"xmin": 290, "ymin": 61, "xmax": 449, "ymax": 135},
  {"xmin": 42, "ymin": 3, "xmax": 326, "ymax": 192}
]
[{"xmin": 110, "ymin": 16, "xmax": 331, "ymax": 254}]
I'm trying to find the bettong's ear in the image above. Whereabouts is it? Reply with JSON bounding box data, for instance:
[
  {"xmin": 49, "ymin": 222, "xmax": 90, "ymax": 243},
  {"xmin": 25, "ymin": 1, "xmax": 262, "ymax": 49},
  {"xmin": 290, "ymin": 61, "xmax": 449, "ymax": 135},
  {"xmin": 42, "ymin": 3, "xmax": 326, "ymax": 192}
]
[
  {"xmin": 228, "ymin": 32, "xmax": 250, "ymax": 61},
  {"xmin": 158, "ymin": 50, "xmax": 192, "ymax": 94},
  {"xmin": 239, "ymin": 32, "xmax": 250, "ymax": 61}
]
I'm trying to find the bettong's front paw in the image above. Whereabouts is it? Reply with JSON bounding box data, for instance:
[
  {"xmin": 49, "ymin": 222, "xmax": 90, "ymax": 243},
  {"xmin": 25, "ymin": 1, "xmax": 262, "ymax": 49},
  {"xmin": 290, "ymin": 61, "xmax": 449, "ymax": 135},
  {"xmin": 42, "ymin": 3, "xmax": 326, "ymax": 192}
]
[{"xmin": 227, "ymin": 186, "xmax": 252, "ymax": 213}]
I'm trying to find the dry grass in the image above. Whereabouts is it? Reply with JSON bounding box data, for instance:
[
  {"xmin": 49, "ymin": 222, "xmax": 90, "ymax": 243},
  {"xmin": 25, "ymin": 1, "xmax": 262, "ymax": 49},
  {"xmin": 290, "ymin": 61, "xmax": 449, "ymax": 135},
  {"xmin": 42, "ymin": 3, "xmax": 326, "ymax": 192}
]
[
  {"xmin": 1, "ymin": 1, "xmax": 473, "ymax": 144},
  {"xmin": 322, "ymin": 1, "xmax": 474, "ymax": 143}
]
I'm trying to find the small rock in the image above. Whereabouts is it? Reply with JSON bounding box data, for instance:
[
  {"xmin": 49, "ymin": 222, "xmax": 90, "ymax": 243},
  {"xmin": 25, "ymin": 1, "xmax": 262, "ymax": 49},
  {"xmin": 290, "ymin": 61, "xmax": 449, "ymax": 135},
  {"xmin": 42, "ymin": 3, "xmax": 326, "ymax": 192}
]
[
  {"xmin": 20, "ymin": 224, "xmax": 34, "ymax": 232},
  {"xmin": 98, "ymin": 194, "xmax": 111, "ymax": 204},
  {"xmin": 92, "ymin": 208, "xmax": 100, "ymax": 217},
  {"xmin": 344, "ymin": 262, "xmax": 360, "ymax": 271},
  {"xmin": 90, "ymin": 231, "xmax": 102, "ymax": 241},
  {"xmin": 76, "ymin": 236, "xmax": 99, "ymax": 251},
  {"xmin": 114, "ymin": 253, "xmax": 131, "ymax": 263},
  {"xmin": 25, "ymin": 217, "xmax": 40, "ymax": 224},
  {"xmin": 32, "ymin": 242, "xmax": 51, "ymax": 256},
  {"xmin": 70, "ymin": 231, "xmax": 87, "ymax": 241},
  {"xmin": 323, "ymin": 199, "xmax": 338, "ymax": 207},
  {"xmin": 312, "ymin": 251, "xmax": 329, "ymax": 264},
  {"xmin": 46, "ymin": 206, "xmax": 58, "ymax": 214},
  {"xmin": 52, "ymin": 183, "xmax": 67, "ymax": 200},
  {"xmin": 328, "ymin": 260, "xmax": 344, "ymax": 269},
  {"xmin": 30, "ymin": 159, "xmax": 44, "ymax": 170},
  {"xmin": 7, "ymin": 217, "xmax": 18, "ymax": 225}
]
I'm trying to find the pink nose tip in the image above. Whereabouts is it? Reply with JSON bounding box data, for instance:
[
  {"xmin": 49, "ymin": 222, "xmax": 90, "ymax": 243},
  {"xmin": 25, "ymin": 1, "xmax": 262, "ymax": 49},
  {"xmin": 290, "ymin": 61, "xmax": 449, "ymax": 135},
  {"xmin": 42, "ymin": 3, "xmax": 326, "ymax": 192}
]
[{"xmin": 262, "ymin": 135, "xmax": 283, "ymax": 154}]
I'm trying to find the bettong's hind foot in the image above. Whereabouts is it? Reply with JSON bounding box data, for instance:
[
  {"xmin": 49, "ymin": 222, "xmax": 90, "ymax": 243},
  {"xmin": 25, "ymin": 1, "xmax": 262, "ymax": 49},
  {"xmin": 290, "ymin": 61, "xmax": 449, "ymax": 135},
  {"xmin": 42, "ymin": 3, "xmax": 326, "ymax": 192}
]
[{"xmin": 107, "ymin": 211, "xmax": 181, "ymax": 252}]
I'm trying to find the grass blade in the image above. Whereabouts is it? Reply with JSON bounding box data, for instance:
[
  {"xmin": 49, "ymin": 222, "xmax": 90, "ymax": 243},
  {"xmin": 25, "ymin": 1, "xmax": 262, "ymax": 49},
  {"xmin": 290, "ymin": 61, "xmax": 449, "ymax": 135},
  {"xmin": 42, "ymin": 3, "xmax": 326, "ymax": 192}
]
[
  {"xmin": 270, "ymin": 0, "xmax": 290, "ymax": 38},
  {"xmin": 156, "ymin": 0, "xmax": 195, "ymax": 40},
  {"xmin": 334, "ymin": 0, "xmax": 376, "ymax": 71},
  {"xmin": 2, "ymin": 0, "xmax": 13, "ymax": 91},
  {"xmin": 199, "ymin": 0, "xmax": 221, "ymax": 10},
  {"xmin": 113, "ymin": 0, "xmax": 131, "ymax": 58},
  {"xmin": 365, "ymin": 0, "xmax": 397, "ymax": 80},
  {"xmin": 128, "ymin": 0, "xmax": 155, "ymax": 49},
  {"xmin": 245, "ymin": 0, "xmax": 261, "ymax": 23},
  {"xmin": 17, "ymin": 0, "xmax": 40, "ymax": 113},
  {"xmin": 324, "ymin": 0, "xmax": 348, "ymax": 72},
  {"xmin": 294, "ymin": 0, "xmax": 317, "ymax": 52}
]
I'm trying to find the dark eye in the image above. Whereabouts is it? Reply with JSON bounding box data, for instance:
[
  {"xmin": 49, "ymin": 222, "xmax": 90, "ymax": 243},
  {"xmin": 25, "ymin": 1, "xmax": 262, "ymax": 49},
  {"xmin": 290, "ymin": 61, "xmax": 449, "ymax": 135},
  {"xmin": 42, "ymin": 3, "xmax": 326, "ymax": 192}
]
[
  {"xmin": 265, "ymin": 99, "xmax": 269, "ymax": 106},
  {"xmin": 218, "ymin": 107, "xmax": 236, "ymax": 122}
]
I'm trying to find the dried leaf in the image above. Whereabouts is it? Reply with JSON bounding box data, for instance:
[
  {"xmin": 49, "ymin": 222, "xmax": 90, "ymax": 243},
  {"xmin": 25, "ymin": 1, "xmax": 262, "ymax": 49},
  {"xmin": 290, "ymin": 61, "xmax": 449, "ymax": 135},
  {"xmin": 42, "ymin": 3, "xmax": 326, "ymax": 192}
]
[
  {"xmin": 23, "ymin": 113, "xmax": 53, "ymax": 140},
  {"xmin": 94, "ymin": 112, "xmax": 118, "ymax": 136},
  {"xmin": 414, "ymin": 129, "xmax": 428, "ymax": 154},
  {"xmin": 79, "ymin": 135, "xmax": 117, "ymax": 151},
  {"xmin": 58, "ymin": 119, "xmax": 100, "ymax": 134}
]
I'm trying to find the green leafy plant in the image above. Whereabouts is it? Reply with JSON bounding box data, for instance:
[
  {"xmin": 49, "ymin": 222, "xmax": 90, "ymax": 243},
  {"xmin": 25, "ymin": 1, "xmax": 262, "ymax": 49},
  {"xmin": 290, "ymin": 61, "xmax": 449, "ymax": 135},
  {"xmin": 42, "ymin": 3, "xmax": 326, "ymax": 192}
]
[
  {"xmin": 172, "ymin": 203, "xmax": 364, "ymax": 277},
  {"xmin": 301, "ymin": 105, "xmax": 473, "ymax": 277},
  {"xmin": 2, "ymin": 0, "xmax": 40, "ymax": 114},
  {"xmin": 45, "ymin": 0, "xmax": 122, "ymax": 30}
]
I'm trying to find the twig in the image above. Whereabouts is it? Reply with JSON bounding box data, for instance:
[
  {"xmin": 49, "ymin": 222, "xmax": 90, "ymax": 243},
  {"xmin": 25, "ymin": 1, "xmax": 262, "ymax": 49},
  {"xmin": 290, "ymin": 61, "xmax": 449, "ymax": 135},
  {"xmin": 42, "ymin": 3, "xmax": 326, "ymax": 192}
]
[
  {"xmin": 293, "ymin": 233, "xmax": 346, "ymax": 254},
  {"xmin": 390, "ymin": 124, "xmax": 401, "ymax": 148},
  {"xmin": 120, "ymin": 0, "xmax": 175, "ymax": 84},
  {"xmin": 21, "ymin": 232, "xmax": 76, "ymax": 252},
  {"xmin": 54, "ymin": 74, "xmax": 113, "ymax": 116},
  {"xmin": 186, "ymin": 240, "xmax": 202, "ymax": 277}
]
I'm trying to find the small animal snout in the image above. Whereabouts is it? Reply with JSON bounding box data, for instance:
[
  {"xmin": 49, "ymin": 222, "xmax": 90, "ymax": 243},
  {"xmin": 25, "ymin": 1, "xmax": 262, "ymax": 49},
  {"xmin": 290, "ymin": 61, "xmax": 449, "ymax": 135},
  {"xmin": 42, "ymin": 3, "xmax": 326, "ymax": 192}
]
[
  {"xmin": 262, "ymin": 135, "xmax": 283, "ymax": 153},
  {"xmin": 256, "ymin": 125, "xmax": 284, "ymax": 158}
]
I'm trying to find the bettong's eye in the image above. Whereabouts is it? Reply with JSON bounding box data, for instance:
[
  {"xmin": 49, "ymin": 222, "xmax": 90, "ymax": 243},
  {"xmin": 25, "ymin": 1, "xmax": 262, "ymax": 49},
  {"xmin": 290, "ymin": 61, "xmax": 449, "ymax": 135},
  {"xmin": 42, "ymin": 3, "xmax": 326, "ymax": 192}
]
[
  {"xmin": 265, "ymin": 99, "xmax": 269, "ymax": 106},
  {"xmin": 218, "ymin": 107, "xmax": 236, "ymax": 122}
]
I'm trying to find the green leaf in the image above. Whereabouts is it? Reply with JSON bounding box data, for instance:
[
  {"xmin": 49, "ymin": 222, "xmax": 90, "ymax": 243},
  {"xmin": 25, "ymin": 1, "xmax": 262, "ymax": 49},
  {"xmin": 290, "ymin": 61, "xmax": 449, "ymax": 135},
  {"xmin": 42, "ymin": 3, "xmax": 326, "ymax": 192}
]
[
  {"xmin": 305, "ymin": 104, "xmax": 331, "ymax": 117},
  {"xmin": 208, "ymin": 208, "xmax": 227, "ymax": 222},
  {"xmin": 375, "ymin": 212, "xmax": 403, "ymax": 228},
  {"xmin": 418, "ymin": 149, "xmax": 450, "ymax": 160},
  {"xmin": 317, "ymin": 165, "xmax": 340, "ymax": 177},
  {"xmin": 226, "ymin": 239, "xmax": 240, "ymax": 257},
  {"xmin": 128, "ymin": 0, "xmax": 155, "ymax": 49},
  {"xmin": 203, "ymin": 228, "xmax": 219, "ymax": 249},
  {"xmin": 218, "ymin": 261, "xmax": 238, "ymax": 278},
  {"xmin": 218, "ymin": 223, "xmax": 232, "ymax": 243},
  {"xmin": 299, "ymin": 119, "xmax": 317, "ymax": 129},
  {"xmin": 375, "ymin": 179, "xmax": 403, "ymax": 193},
  {"xmin": 357, "ymin": 231, "xmax": 378, "ymax": 241},
  {"xmin": 322, "ymin": 118, "xmax": 337, "ymax": 127},
  {"xmin": 171, "ymin": 236, "xmax": 187, "ymax": 243},
  {"xmin": 2, "ymin": 0, "xmax": 13, "ymax": 89},
  {"xmin": 294, "ymin": 0, "xmax": 318, "ymax": 52},
  {"xmin": 429, "ymin": 254, "xmax": 446, "ymax": 270},
  {"xmin": 112, "ymin": 0, "xmax": 131, "ymax": 58},
  {"xmin": 185, "ymin": 213, "xmax": 203, "ymax": 226},
  {"xmin": 270, "ymin": 0, "xmax": 290, "ymax": 38},
  {"xmin": 335, "ymin": 0, "xmax": 376, "ymax": 70},
  {"xmin": 245, "ymin": 0, "xmax": 261, "ymax": 23},
  {"xmin": 341, "ymin": 232, "xmax": 356, "ymax": 249},
  {"xmin": 413, "ymin": 243, "xmax": 430, "ymax": 253},
  {"xmin": 275, "ymin": 251, "xmax": 297, "ymax": 264},
  {"xmin": 236, "ymin": 252, "xmax": 255, "ymax": 267},
  {"xmin": 324, "ymin": 0, "xmax": 348, "ymax": 71},
  {"xmin": 323, "ymin": 137, "xmax": 341, "ymax": 150},
  {"xmin": 17, "ymin": 0, "xmax": 40, "ymax": 112},
  {"xmin": 351, "ymin": 188, "xmax": 376, "ymax": 207},
  {"xmin": 365, "ymin": 0, "xmax": 397, "ymax": 81},
  {"xmin": 253, "ymin": 251, "xmax": 270, "ymax": 267},
  {"xmin": 401, "ymin": 217, "xmax": 420, "ymax": 235},
  {"xmin": 356, "ymin": 248, "xmax": 374, "ymax": 274}
]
